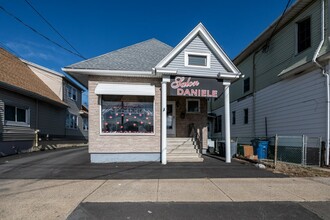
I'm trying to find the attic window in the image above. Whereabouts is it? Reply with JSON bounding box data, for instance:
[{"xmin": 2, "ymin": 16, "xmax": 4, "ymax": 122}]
[
  {"xmin": 297, "ymin": 17, "xmax": 311, "ymax": 53},
  {"xmin": 185, "ymin": 52, "xmax": 210, "ymax": 68}
]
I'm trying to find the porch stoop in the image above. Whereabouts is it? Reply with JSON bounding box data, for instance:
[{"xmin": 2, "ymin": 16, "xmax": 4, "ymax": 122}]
[{"xmin": 167, "ymin": 137, "xmax": 204, "ymax": 162}]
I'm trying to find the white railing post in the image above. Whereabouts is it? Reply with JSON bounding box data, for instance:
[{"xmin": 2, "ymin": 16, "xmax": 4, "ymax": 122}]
[
  {"xmin": 161, "ymin": 76, "xmax": 170, "ymax": 165},
  {"xmin": 224, "ymin": 80, "xmax": 231, "ymax": 163}
]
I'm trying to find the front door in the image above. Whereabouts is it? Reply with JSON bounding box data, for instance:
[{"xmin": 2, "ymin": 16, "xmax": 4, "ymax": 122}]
[{"xmin": 167, "ymin": 101, "xmax": 176, "ymax": 136}]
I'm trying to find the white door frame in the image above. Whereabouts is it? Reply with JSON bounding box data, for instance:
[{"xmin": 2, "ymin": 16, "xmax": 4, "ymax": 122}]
[{"xmin": 167, "ymin": 101, "xmax": 176, "ymax": 136}]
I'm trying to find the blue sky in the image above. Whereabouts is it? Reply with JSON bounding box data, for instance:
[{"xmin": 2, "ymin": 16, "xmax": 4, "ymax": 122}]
[{"xmin": 0, "ymin": 0, "xmax": 295, "ymax": 105}]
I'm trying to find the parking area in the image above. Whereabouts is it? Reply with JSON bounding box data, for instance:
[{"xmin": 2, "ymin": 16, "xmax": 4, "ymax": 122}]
[{"xmin": 0, "ymin": 146, "xmax": 286, "ymax": 180}]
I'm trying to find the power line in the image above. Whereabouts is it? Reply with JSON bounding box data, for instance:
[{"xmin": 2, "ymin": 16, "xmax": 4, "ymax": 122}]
[
  {"xmin": 0, "ymin": 5, "xmax": 85, "ymax": 59},
  {"xmin": 24, "ymin": 0, "xmax": 86, "ymax": 59},
  {"xmin": 0, "ymin": 41, "xmax": 20, "ymax": 57},
  {"xmin": 263, "ymin": 0, "xmax": 293, "ymax": 52}
]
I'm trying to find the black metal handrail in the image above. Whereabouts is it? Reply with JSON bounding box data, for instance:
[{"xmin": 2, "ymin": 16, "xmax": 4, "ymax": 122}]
[{"xmin": 189, "ymin": 123, "xmax": 201, "ymax": 153}]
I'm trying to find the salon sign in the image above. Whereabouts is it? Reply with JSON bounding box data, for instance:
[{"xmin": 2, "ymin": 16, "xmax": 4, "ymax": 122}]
[{"xmin": 170, "ymin": 76, "xmax": 222, "ymax": 97}]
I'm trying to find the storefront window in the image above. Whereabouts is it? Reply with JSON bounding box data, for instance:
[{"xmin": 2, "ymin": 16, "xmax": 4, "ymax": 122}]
[{"xmin": 101, "ymin": 95, "xmax": 154, "ymax": 134}]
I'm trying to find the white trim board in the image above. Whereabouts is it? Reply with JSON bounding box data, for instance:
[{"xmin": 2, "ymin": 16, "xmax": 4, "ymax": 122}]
[{"xmin": 95, "ymin": 83, "xmax": 155, "ymax": 96}]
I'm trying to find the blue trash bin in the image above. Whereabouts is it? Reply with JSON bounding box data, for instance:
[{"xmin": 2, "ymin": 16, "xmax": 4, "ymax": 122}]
[{"xmin": 257, "ymin": 141, "xmax": 269, "ymax": 159}]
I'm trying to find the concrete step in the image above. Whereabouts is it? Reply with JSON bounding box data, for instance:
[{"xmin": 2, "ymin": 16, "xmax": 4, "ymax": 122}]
[
  {"xmin": 168, "ymin": 146, "xmax": 196, "ymax": 151},
  {"xmin": 167, "ymin": 141, "xmax": 194, "ymax": 145},
  {"xmin": 166, "ymin": 137, "xmax": 202, "ymax": 162},
  {"xmin": 167, "ymin": 152, "xmax": 199, "ymax": 156},
  {"xmin": 167, "ymin": 156, "xmax": 204, "ymax": 162},
  {"xmin": 167, "ymin": 148, "xmax": 197, "ymax": 152},
  {"xmin": 167, "ymin": 137, "xmax": 192, "ymax": 140},
  {"xmin": 167, "ymin": 138, "xmax": 193, "ymax": 143},
  {"xmin": 167, "ymin": 149, "xmax": 198, "ymax": 155},
  {"xmin": 167, "ymin": 144, "xmax": 196, "ymax": 149}
]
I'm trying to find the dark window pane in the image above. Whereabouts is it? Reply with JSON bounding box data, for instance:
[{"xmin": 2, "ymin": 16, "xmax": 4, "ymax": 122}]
[
  {"xmin": 244, "ymin": 109, "xmax": 249, "ymax": 124},
  {"xmin": 232, "ymin": 111, "xmax": 236, "ymax": 125},
  {"xmin": 244, "ymin": 78, "xmax": 250, "ymax": 93},
  {"xmin": 188, "ymin": 55, "xmax": 207, "ymax": 66},
  {"xmin": 214, "ymin": 115, "xmax": 222, "ymax": 133},
  {"xmin": 187, "ymin": 100, "xmax": 199, "ymax": 112},
  {"xmin": 297, "ymin": 18, "xmax": 311, "ymax": 53},
  {"xmin": 5, "ymin": 105, "xmax": 15, "ymax": 121},
  {"xmin": 17, "ymin": 108, "xmax": 26, "ymax": 122},
  {"xmin": 67, "ymin": 86, "xmax": 72, "ymax": 98}
]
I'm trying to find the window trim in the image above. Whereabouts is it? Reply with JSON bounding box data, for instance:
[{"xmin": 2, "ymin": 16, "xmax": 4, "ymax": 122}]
[
  {"xmin": 4, "ymin": 104, "xmax": 30, "ymax": 127},
  {"xmin": 99, "ymin": 95, "xmax": 156, "ymax": 136},
  {"xmin": 67, "ymin": 84, "xmax": 78, "ymax": 101},
  {"xmin": 66, "ymin": 113, "xmax": 78, "ymax": 130},
  {"xmin": 184, "ymin": 52, "xmax": 211, "ymax": 68},
  {"xmin": 296, "ymin": 16, "xmax": 311, "ymax": 54},
  {"xmin": 186, "ymin": 98, "xmax": 200, "ymax": 113}
]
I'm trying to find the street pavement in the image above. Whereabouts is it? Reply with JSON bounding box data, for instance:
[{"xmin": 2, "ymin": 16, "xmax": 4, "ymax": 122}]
[{"xmin": 0, "ymin": 147, "xmax": 329, "ymax": 219}]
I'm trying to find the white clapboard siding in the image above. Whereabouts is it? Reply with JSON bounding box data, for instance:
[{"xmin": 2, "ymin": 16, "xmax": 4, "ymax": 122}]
[
  {"xmin": 230, "ymin": 96, "xmax": 254, "ymax": 138},
  {"xmin": 255, "ymin": 69, "xmax": 327, "ymax": 138},
  {"xmin": 166, "ymin": 35, "xmax": 228, "ymax": 76},
  {"xmin": 212, "ymin": 95, "xmax": 254, "ymax": 138},
  {"xmin": 228, "ymin": 0, "xmax": 322, "ymax": 102}
]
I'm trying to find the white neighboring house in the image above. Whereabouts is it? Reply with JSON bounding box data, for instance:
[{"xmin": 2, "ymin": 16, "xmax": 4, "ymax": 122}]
[{"xmin": 209, "ymin": 0, "xmax": 330, "ymax": 165}]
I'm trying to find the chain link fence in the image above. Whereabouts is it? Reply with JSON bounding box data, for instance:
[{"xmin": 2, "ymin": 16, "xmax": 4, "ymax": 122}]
[{"xmin": 231, "ymin": 135, "xmax": 323, "ymax": 166}]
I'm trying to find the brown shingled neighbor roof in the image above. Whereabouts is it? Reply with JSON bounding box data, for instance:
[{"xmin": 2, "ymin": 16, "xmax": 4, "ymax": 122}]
[{"xmin": 0, "ymin": 48, "xmax": 66, "ymax": 107}]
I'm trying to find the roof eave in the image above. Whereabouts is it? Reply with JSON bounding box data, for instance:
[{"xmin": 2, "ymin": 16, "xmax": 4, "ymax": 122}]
[
  {"xmin": 0, "ymin": 82, "xmax": 67, "ymax": 108},
  {"xmin": 21, "ymin": 59, "xmax": 64, "ymax": 77},
  {"xmin": 62, "ymin": 68, "xmax": 157, "ymax": 78},
  {"xmin": 234, "ymin": 0, "xmax": 314, "ymax": 65}
]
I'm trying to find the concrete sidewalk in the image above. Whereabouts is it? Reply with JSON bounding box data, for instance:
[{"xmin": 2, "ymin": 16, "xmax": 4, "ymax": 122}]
[
  {"xmin": 0, "ymin": 148, "xmax": 329, "ymax": 219},
  {"xmin": 0, "ymin": 177, "xmax": 329, "ymax": 219},
  {"xmin": 84, "ymin": 177, "xmax": 330, "ymax": 203}
]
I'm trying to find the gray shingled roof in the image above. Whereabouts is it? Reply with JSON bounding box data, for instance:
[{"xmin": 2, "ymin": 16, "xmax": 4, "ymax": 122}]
[{"xmin": 66, "ymin": 39, "xmax": 173, "ymax": 71}]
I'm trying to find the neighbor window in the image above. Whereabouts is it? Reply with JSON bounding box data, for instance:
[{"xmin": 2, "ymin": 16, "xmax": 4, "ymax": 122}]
[
  {"xmin": 244, "ymin": 77, "xmax": 250, "ymax": 93},
  {"xmin": 83, "ymin": 117, "xmax": 88, "ymax": 131},
  {"xmin": 185, "ymin": 52, "xmax": 210, "ymax": 68},
  {"xmin": 244, "ymin": 108, "xmax": 249, "ymax": 124},
  {"xmin": 214, "ymin": 115, "xmax": 222, "ymax": 133},
  {"xmin": 67, "ymin": 84, "xmax": 77, "ymax": 101},
  {"xmin": 101, "ymin": 95, "xmax": 154, "ymax": 134},
  {"xmin": 297, "ymin": 17, "xmax": 311, "ymax": 53},
  {"xmin": 186, "ymin": 99, "xmax": 200, "ymax": 113},
  {"xmin": 4, "ymin": 104, "xmax": 30, "ymax": 126},
  {"xmin": 66, "ymin": 113, "xmax": 78, "ymax": 129},
  {"xmin": 232, "ymin": 111, "xmax": 236, "ymax": 125}
]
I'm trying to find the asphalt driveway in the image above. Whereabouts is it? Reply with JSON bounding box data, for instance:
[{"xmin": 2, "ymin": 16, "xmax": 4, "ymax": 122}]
[{"xmin": 0, "ymin": 146, "xmax": 285, "ymax": 180}]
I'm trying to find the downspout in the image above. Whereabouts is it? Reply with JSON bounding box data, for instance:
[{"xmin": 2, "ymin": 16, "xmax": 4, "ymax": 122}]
[{"xmin": 312, "ymin": 0, "xmax": 329, "ymax": 165}]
